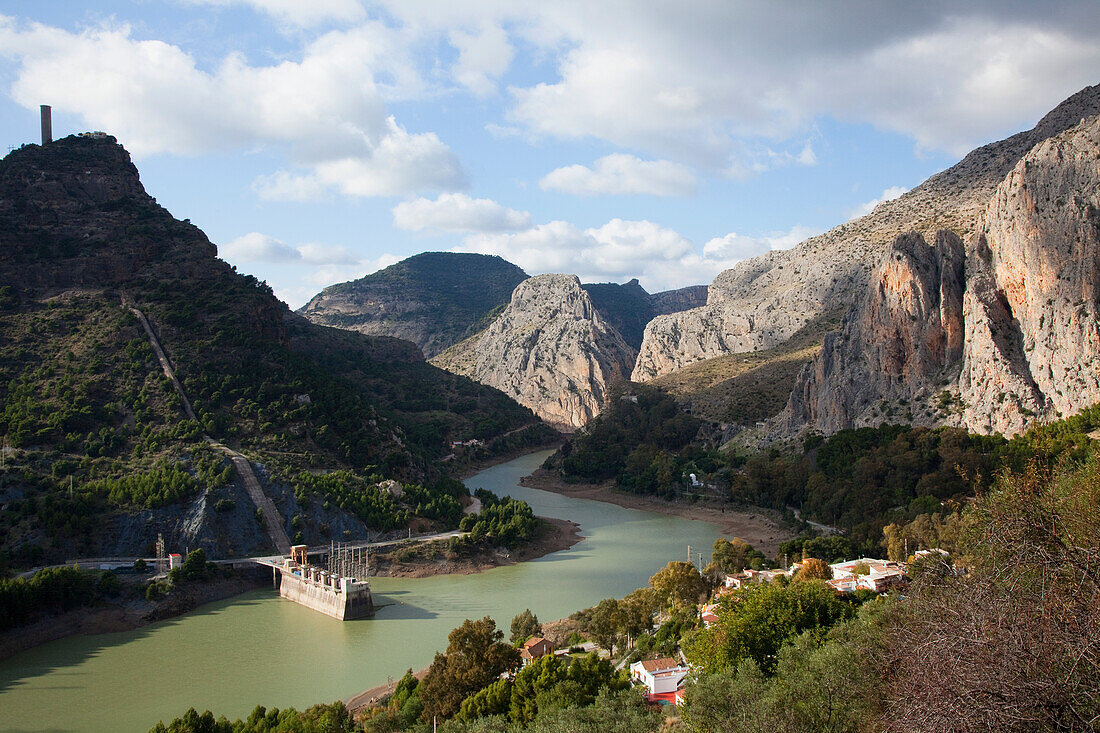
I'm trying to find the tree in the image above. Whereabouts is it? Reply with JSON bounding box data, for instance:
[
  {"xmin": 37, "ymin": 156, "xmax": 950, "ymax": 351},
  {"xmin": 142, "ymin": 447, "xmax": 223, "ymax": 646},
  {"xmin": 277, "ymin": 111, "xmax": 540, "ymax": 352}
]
[
  {"xmin": 526, "ymin": 688, "xmax": 660, "ymax": 733},
  {"xmin": 683, "ymin": 581, "xmax": 852, "ymax": 674},
  {"xmin": 711, "ymin": 538, "xmax": 761, "ymax": 575},
  {"xmin": 881, "ymin": 458, "xmax": 1100, "ymax": 731},
  {"xmin": 586, "ymin": 598, "xmax": 624, "ymax": 653},
  {"xmin": 794, "ymin": 557, "xmax": 832, "ymax": 581},
  {"xmin": 419, "ymin": 617, "xmax": 521, "ymax": 720},
  {"xmin": 510, "ymin": 608, "xmax": 541, "ymax": 644},
  {"xmin": 649, "ymin": 561, "xmax": 705, "ymax": 609},
  {"xmin": 620, "ymin": 588, "xmax": 658, "ymax": 649}
]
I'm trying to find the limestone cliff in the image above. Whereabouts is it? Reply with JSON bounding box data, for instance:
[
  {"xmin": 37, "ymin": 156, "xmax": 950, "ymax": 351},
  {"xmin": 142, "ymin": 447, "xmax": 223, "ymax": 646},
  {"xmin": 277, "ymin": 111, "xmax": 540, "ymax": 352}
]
[
  {"xmin": 431, "ymin": 274, "xmax": 636, "ymax": 431},
  {"xmin": 785, "ymin": 231, "xmax": 965, "ymax": 431},
  {"xmin": 783, "ymin": 112, "xmax": 1100, "ymax": 437},
  {"xmin": 633, "ymin": 84, "xmax": 1100, "ymax": 382}
]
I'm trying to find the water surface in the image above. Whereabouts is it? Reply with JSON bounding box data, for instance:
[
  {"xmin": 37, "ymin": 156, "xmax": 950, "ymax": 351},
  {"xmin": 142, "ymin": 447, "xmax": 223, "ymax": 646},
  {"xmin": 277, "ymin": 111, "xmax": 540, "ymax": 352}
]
[{"xmin": 0, "ymin": 450, "xmax": 724, "ymax": 732}]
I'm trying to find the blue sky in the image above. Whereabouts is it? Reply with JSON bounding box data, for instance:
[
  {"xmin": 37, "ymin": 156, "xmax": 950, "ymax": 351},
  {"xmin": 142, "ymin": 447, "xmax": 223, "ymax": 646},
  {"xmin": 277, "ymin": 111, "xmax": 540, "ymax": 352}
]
[{"xmin": 1, "ymin": 1, "xmax": 1098, "ymax": 307}]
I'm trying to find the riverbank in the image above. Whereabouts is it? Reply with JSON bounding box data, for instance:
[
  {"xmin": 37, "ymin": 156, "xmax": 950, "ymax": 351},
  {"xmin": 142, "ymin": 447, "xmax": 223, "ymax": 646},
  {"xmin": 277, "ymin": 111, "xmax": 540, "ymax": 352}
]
[
  {"xmin": 520, "ymin": 468, "xmax": 794, "ymax": 558},
  {"xmin": 448, "ymin": 439, "xmax": 564, "ymax": 481},
  {"xmin": 369, "ymin": 516, "xmax": 582, "ymax": 578},
  {"xmin": 0, "ymin": 572, "xmax": 268, "ymax": 661}
]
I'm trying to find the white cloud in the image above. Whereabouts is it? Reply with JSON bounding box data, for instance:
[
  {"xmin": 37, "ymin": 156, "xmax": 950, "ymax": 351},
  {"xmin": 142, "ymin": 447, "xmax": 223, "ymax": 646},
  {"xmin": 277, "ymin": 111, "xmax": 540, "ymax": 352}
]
[
  {"xmin": 702, "ymin": 225, "xmax": 818, "ymax": 262},
  {"xmin": 491, "ymin": 2, "xmax": 1100, "ymax": 161},
  {"xmin": 298, "ymin": 242, "xmax": 361, "ymax": 265},
  {"xmin": 850, "ymin": 185, "xmax": 909, "ymax": 218},
  {"xmin": 251, "ymin": 171, "xmax": 327, "ymax": 202},
  {"xmin": 181, "ymin": 0, "xmax": 366, "ymax": 28},
  {"xmin": 220, "ymin": 233, "xmax": 362, "ymax": 265},
  {"xmin": 392, "ymin": 193, "xmax": 531, "ymax": 233},
  {"xmin": 0, "ymin": 18, "xmax": 465, "ymax": 197},
  {"xmin": 449, "ymin": 23, "xmax": 514, "ymax": 96},
  {"xmin": 221, "ymin": 232, "xmax": 301, "ymax": 262},
  {"xmin": 540, "ymin": 154, "xmax": 696, "ymax": 196},
  {"xmin": 455, "ymin": 218, "xmax": 816, "ymax": 292}
]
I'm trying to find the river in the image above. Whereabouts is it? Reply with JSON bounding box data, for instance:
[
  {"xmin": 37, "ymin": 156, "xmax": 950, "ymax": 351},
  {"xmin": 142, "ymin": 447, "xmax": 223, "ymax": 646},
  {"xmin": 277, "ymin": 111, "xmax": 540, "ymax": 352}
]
[{"xmin": 0, "ymin": 450, "xmax": 727, "ymax": 732}]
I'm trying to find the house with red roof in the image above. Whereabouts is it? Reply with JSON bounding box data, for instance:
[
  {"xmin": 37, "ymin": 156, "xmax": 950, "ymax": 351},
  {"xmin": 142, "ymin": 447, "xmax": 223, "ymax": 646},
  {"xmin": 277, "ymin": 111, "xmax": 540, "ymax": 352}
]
[{"xmin": 519, "ymin": 636, "xmax": 554, "ymax": 666}]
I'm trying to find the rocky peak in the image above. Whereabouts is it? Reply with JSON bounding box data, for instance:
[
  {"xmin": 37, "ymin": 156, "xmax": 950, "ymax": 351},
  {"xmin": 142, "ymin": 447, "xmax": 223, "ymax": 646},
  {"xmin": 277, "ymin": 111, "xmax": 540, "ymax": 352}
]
[
  {"xmin": 784, "ymin": 230, "xmax": 965, "ymax": 432},
  {"xmin": 300, "ymin": 252, "xmax": 528, "ymax": 358},
  {"xmin": 781, "ymin": 111, "xmax": 1100, "ymax": 438},
  {"xmin": 633, "ymin": 84, "xmax": 1100, "ymax": 383},
  {"xmin": 432, "ymin": 274, "xmax": 636, "ymax": 431},
  {"xmin": 0, "ymin": 134, "xmax": 218, "ymax": 295}
]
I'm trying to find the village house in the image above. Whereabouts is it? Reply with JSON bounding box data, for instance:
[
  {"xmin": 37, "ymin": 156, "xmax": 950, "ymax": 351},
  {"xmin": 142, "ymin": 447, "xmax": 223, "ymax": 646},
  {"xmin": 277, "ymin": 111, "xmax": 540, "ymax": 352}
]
[
  {"xmin": 630, "ymin": 657, "xmax": 690, "ymax": 704},
  {"xmin": 828, "ymin": 558, "xmax": 906, "ymax": 593},
  {"xmin": 724, "ymin": 567, "xmax": 790, "ymax": 589},
  {"xmin": 519, "ymin": 636, "xmax": 554, "ymax": 666}
]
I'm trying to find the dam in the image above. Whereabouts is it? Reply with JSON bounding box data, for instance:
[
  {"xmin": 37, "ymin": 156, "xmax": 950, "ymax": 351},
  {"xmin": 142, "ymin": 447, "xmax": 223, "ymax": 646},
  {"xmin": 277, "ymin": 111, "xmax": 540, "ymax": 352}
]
[{"xmin": 256, "ymin": 544, "xmax": 373, "ymax": 621}]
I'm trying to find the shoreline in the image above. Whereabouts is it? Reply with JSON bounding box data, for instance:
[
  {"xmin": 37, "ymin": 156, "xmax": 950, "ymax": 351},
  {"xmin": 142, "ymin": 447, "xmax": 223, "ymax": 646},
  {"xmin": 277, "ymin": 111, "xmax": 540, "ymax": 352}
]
[
  {"xmin": 520, "ymin": 467, "xmax": 795, "ymax": 559},
  {"xmin": 448, "ymin": 439, "xmax": 564, "ymax": 481},
  {"xmin": 0, "ymin": 573, "xmax": 268, "ymax": 662},
  {"xmin": 369, "ymin": 515, "xmax": 582, "ymax": 578}
]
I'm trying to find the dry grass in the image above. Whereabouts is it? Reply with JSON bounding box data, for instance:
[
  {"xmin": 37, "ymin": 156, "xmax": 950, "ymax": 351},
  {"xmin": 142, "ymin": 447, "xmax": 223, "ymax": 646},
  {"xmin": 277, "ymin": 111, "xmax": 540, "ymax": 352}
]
[{"xmin": 651, "ymin": 309, "xmax": 844, "ymax": 424}]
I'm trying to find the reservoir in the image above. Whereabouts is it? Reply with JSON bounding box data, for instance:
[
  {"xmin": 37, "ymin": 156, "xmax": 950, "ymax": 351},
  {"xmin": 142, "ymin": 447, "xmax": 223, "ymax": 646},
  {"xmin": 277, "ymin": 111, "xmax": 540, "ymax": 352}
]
[{"xmin": 0, "ymin": 450, "xmax": 727, "ymax": 732}]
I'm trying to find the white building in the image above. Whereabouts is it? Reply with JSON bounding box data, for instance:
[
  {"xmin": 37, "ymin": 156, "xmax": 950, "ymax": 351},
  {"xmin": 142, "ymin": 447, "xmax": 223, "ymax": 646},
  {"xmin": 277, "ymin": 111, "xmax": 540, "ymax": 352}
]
[{"xmin": 630, "ymin": 657, "xmax": 689, "ymax": 695}]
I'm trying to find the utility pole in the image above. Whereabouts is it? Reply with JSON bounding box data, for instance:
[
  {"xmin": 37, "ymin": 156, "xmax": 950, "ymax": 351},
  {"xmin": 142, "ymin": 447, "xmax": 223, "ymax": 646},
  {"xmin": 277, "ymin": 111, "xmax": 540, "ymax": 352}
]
[{"xmin": 687, "ymin": 544, "xmax": 692, "ymax": 564}]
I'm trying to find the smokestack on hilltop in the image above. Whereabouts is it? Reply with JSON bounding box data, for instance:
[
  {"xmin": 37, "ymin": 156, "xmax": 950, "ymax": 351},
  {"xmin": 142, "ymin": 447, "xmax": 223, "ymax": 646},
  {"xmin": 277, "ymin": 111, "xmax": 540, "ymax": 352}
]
[{"xmin": 40, "ymin": 105, "xmax": 52, "ymax": 145}]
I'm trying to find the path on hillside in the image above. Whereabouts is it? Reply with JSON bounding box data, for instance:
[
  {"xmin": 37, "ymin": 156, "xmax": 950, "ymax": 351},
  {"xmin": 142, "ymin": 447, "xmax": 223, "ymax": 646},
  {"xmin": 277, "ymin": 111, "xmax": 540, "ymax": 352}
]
[{"xmin": 124, "ymin": 297, "xmax": 291, "ymax": 554}]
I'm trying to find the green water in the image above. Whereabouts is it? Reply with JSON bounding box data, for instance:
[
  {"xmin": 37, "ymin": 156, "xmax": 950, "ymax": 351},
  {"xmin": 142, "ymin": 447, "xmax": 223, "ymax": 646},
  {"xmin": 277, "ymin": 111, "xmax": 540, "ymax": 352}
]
[{"xmin": 0, "ymin": 450, "xmax": 725, "ymax": 732}]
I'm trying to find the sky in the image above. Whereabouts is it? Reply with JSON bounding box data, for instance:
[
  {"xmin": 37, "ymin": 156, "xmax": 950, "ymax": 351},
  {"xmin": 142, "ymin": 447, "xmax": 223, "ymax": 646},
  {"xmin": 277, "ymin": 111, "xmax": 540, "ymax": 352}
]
[{"xmin": 1, "ymin": 2, "xmax": 1098, "ymax": 308}]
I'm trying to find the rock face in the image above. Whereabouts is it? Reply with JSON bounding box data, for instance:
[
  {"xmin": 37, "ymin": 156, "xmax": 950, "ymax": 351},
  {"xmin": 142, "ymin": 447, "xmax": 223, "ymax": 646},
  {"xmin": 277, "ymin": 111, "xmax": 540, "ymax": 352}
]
[
  {"xmin": 300, "ymin": 252, "xmax": 528, "ymax": 358},
  {"xmin": 783, "ymin": 112, "xmax": 1100, "ymax": 437},
  {"xmin": 432, "ymin": 274, "xmax": 636, "ymax": 431},
  {"xmin": 650, "ymin": 284, "xmax": 708, "ymax": 315},
  {"xmin": 785, "ymin": 231, "xmax": 965, "ymax": 431},
  {"xmin": 633, "ymin": 84, "xmax": 1100, "ymax": 382},
  {"xmin": 579, "ymin": 279, "xmax": 706, "ymax": 350}
]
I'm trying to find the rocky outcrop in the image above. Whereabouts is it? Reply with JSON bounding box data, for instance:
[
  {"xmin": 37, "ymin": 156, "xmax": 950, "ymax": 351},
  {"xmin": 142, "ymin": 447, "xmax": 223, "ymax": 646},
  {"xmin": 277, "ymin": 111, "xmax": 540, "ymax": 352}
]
[
  {"xmin": 0, "ymin": 135, "xmax": 218, "ymax": 294},
  {"xmin": 633, "ymin": 84, "xmax": 1100, "ymax": 382},
  {"xmin": 300, "ymin": 252, "xmax": 528, "ymax": 358},
  {"xmin": 782, "ymin": 112, "xmax": 1100, "ymax": 438},
  {"xmin": 431, "ymin": 274, "xmax": 636, "ymax": 431},
  {"xmin": 650, "ymin": 285, "xmax": 708, "ymax": 315},
  {"xmin": 785, "ymin": 231, "xmax": 965, "ymax": 431},
  {"xmin": 957, "ymin": 115, "xmax": 1100, "ymax": 434}
]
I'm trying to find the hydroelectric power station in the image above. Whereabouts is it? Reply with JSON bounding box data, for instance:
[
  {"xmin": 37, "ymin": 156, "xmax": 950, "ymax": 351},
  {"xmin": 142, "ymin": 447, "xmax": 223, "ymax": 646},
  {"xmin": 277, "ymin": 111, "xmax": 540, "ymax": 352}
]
[{"xmin": 255, "ymin": 544, "xmax": 373, "ymax": 620}]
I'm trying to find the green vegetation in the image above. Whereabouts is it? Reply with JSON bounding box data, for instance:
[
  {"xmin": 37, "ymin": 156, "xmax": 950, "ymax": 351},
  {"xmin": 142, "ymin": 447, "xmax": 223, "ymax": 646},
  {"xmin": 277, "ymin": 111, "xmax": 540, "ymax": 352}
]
[
  {"xmin": 149, "ymin": 702, "xmax": 355, "ymax": 733},
  {"xmin": 0, "ymin": 565, "xmax": 99, "ymax": 631},
  {"xmin": 546, "ymin": 384, "xmax": 703, "ymax": 499},
  {"xmin": 457, "ymin": 652, "xmax": 628, "ymax": 725},
  {"xmin": 418, "ymin": 617, "xmax": 522, "ymax": 720},
  {"xmin": 458, "ymin": 491, "xmax": 538, "ymax": 548},
  {"xmin": 0, "ymin": 138, "xmax": 543, "ymax": 568},
  {"xmin": 509, "ymin": 609, "xmax": 541, "ymax": 644}
]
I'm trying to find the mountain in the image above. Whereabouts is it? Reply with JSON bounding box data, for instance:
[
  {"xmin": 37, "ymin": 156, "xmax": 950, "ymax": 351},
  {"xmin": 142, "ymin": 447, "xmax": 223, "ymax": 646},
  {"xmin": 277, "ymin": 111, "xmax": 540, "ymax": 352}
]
[
  {"xmin": 431, "ymin": 274, "xmax": 636, "ymax": 431},
  {"xmin": 0, "ymin": 136, "xmax": 546, "ymax": 565},
  {"xmin": 633, "ymin": 84, "xmax": 1100, "ymax": 384},
  {"xmin": 783, "ymin": 111, "xmax": 1100, "ymax": 437},
  {"xmin": 581, "ymin": 279, "xmax": 708, "ymax": 350},
  {"xmin": 300, "ymin": 252, "xmax": 529, "ymax": 358}
]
